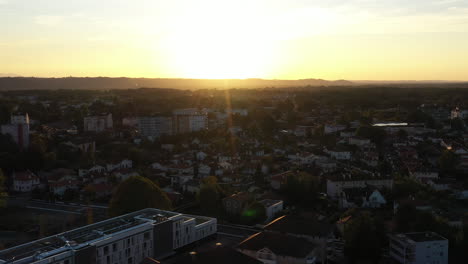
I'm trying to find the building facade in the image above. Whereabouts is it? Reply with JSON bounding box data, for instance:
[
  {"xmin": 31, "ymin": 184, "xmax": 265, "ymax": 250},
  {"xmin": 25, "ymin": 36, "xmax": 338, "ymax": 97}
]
[
  {"xmin": 389, "ymin": 232, "xmax": 448, "ymax": 264},
  {"xmin": 0, "ymin": 208, "xmax": 217, "ymax": 264},
  {"xmin": 137, "ymin": 116, "xmax": 173, "ymax": 139},
  {"xmin": 1, "ymin": 113, "xmax": 30, "ymax": 149},
  {"xmin": 84, "ymin": 113, "xmax": 113, "ymax": 132}
]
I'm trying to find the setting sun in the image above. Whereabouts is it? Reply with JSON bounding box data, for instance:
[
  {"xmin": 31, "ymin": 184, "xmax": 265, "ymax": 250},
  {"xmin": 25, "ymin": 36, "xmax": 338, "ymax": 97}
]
[{"xmin": 161, "ymin": 1, "xmax": 279, "ymax": 79}]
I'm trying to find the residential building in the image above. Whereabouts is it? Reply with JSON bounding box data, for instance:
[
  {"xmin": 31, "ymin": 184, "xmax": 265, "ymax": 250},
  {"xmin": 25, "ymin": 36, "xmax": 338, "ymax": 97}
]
[
  {"xmin": 0, "ymin": 208, "xmax": 217, "ymax": 264},
  {"xmin": 450, "ymin": 107, "xmax": 468, "ymax": 119},
  {"xmin": 173, "ymin": 114, "xmax": 207, "ymax": 134},
  {"xmin": 12, "ymin": 171, "xmax": 40, "ymax": 192},
  {"xmin": 83, "ymin": 113, "xmax": 113, "ymax": 132},
  {"xmin": 259, "ymin": 199, "xmax": 284, "ymax": 223},
  {"xmin": 137, "ymin": 116, "xmax": 173, "ymax": 139},
  {"xmin": 389, "ymin": 232, "xmax": 448, "ymax": 264},
  {"xmin": 222, "ymin": 192, "xmax": 250, "ymax": 215},
  {"xmin": 326, "ymin": 174, "xmax": 393, "ymax": 198},
  {"xmin": 1, "ymin": 113, "xmax": 30, "ymax": 149},
  {"xmin": 324, "ymin": 124, "xmax": 346, "ymax": 134}
]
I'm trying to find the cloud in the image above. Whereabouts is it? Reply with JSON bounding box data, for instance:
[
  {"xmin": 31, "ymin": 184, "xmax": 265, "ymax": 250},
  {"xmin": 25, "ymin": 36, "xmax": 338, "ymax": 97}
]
[
  {"xmin": 0, "ymin": 0, "xmax": 8, "ymax": 5},
  {"xmin": 34, "ymin": 15, "xmax": 64, "ymax": 26}
]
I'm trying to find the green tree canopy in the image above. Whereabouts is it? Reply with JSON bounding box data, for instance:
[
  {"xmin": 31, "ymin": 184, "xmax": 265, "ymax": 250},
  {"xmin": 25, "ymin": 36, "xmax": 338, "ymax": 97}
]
[{"xmin": 109, "ymin": 176, "xmax": 171, "ymax": 217}]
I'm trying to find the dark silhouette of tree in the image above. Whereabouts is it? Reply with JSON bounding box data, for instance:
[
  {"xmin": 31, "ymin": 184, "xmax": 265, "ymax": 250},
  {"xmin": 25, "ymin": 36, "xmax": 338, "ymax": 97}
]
[
  {"xmin": 197, "ymin": 184, "xmax": 221, "ymax": 216},
  {"xmin": 439, "ymin": 150, "xmax": 460, "ymax": 174},
  {"xmin": 0, "ymin": 169, "xmax": 7, "ymax": 208},
  {"xmin": 344, "ymin": 212, "xmax": 384, "ymax": 264},
  {"xmin": 109, "ymin": 176, "xmax": 171, "ymax": 217}
]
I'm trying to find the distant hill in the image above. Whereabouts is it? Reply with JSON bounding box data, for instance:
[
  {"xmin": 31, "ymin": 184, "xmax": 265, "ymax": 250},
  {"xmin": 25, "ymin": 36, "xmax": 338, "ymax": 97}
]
[{"xmin": 0, "ymin": 77, "xmax": 354, "ymax": 90}]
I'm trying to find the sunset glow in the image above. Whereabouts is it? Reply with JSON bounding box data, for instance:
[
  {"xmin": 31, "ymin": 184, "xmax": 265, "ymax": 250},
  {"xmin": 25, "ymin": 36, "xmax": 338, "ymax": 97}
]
[{"xmin": 1, "ymin": 0, "xmax": 468, "ymax": 80}]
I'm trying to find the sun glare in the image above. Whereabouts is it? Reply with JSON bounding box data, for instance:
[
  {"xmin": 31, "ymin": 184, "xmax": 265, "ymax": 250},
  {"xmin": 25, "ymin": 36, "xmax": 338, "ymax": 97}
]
[{"xmin": 162, "ymin": 1, "xmax": 278, "ymax": 79}]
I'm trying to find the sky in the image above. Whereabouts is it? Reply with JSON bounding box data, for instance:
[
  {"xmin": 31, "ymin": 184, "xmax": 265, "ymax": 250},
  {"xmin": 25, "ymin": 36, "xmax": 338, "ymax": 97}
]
[{"xmin": 1, "ymin": 0, "xmax": 468, "ymax": 80}]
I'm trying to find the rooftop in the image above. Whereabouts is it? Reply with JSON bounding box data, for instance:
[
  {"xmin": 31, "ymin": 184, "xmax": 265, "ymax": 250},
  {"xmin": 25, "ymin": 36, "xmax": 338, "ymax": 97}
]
[
  {"xmin": 0, "ymin": 208, "xmax": 215, "ymax": 263},
  {"xmin": 404, "ymin": 232, "xmax": 447, "ymax": 242}
]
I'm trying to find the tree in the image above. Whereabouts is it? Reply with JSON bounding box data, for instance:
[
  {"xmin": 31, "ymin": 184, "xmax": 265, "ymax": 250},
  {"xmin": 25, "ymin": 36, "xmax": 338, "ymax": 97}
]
[
  {"xmin": 344, "ymin": 212, "xmax": 384, "ymax": 264},
  {"xmin": 0, "ymin": 169, "xmax": 7, "ymax": 208},
  {"xmin": 439, "ymin": 150, "xmax": 460, "ymax": 174},
  {"xmin": 109, "ymin": 176, "xmax": 172, "ymax": 217},
  {"xmin": 241, "ymin": 201, "xmax": 266, "ymax": 225},
  {"xmin": 197, "ymin": 184, "xmax": 221, "ymax": 216}
]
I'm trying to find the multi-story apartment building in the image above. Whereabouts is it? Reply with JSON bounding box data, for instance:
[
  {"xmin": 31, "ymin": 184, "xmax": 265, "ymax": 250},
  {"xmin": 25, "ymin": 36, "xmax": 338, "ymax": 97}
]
[
  {"xmin": 173, "ymin": 114, "xmax": 207, "ymax": 134},
  {"xmin": 137, "ymin": 116, "xmax": 173, "ymax": 139},
  {"xmin": 0, "ymin": 208, "xmax": 217, "ymax": 264},
  {"xmin": 1, "ymin": 113, "xmax": 30, "ymax": 149},
  {"xmin": 389, "ymin": 232, "xmax": 448, "ymax": 264},
  {"xmin": 84, "ymin": 113, "xmax": 113, "ymax": 132}
]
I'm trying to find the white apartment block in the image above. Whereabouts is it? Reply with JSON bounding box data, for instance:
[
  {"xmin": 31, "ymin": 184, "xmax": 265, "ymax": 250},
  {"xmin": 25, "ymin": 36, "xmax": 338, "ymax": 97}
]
[
  {"xmin": 0, "ymin": 208, "xmax": 217, "ymax": 264},
  {"xmin": 174, "ymin": 114, "xmax": 207, "ymax": 134},
  {"xmin": 389, "ymin": 232, "xmax": 448, "ymax": 264},
  {"xmin": 137, "ymin": 116, "xmax": 173, "ymax": 139},
  {"xmin": 84, "ymin": 113, "xmax": 113, "ymax": 132},
  {"xmin": 1, "ymin": 113, "xmax": 30, "ymax": 149}
]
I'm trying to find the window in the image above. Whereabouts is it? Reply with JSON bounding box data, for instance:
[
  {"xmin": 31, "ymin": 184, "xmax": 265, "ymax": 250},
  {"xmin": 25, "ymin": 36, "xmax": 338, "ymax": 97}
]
[
  {"xmin": 144, "ymin": 232, "xmax": 150, "ymax": 240},
  {"xmin": 128, "ymin": 257, "xmax": 133, "ymax": 264},
  {"xmin": 113, "ymin": 243, "xmax": 117, "ymax": 252},
  {"xmin": 104, "ymin": 246, "xmax": 109, "ymax": 255}
]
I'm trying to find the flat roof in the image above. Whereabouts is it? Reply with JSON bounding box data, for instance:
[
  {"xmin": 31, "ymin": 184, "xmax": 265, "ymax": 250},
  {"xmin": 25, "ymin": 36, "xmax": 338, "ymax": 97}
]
[
  {"xmin": 405, "ymin": 232, "xmax": 447, "ymax": 242},
  {"xmin": 0, "ymin": 208, "xmax": 215, "ymax": 263}
]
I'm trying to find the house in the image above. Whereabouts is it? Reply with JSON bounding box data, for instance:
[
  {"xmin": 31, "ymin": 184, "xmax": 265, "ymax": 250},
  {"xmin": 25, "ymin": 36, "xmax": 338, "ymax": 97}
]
[
  {"xmin": 339, "ymin": 188, "xmax": 387, "ymax": 208},
  {"xmin": 106, "ymin": 159, "xmax": 133, "ymax": 172},
  {"xmin": 270, "ymin": 171, "xmax": 294, "ymax": 190},
  {"xmin": 49, "ymin": 179, "xmax": 81, "ymax": 196},
  {"xmin": 171, "ymin": 175, "xmax": 194, "ymax": 188},
  {"xmin": 83, "ymin": 113, "xmax": 113, "ymax": 132},
  {"xmin": 259, "ymin": 199, "xmax": 283, "ymax": 223},
  {"xmin": 12, "ymin": 171, "xmax": 40, "ymax": 192},
  {"xmin": 324, "ymin": 124, "xmax": 346, "ymax": 134},
  {"xmin": 389, "ymin": 232, "xmax": 448, "ymax": 264},
  {"xmin": 237, "ymin": 232, "xmax": 319, "ymax": 264},
  {"xmin": 112, "ymin": 169, "xmax": 140, "ymax": 182},
  {"xmin": 196, "ymin": 151, "xmax": 207, "ymax": 160},
  {"xmin": 324, "ymin": 148, "xmax": 351, "ymax": 160},
  {"xmin": 348, "ymin": 137, "xmax": 371, "ymax": 147},
  {"xmin": 326, "ymin": 173, "xmax": 393, "ymax": 198},
  {"xmin": 182, "ymin": 179, "xmax": 200, "ymax": 194},
  {"xmin": 198, "ymin": 164, "xmax": 211, "ymax": 177},
  {"xmin": 223, "ymin": 192, "xmax": 250, "ymax": 215},
  {"xmin": 151, "ymin": 162, "xmax": 169, "ymax": 172}
]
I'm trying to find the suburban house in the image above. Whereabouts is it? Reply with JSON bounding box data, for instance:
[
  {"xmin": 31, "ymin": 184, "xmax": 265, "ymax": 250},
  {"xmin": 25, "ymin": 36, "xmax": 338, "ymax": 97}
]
[
  {"xmin": 259, "ymin": 199, "xmax": 284, "ymax": 223},
  {"xmin": 12, "ymin": 171, "xmax": 40, "ymax": 192},
  {"xmin": 222, "ymin": 192, "xmax": 250, "ymax": 216}
]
